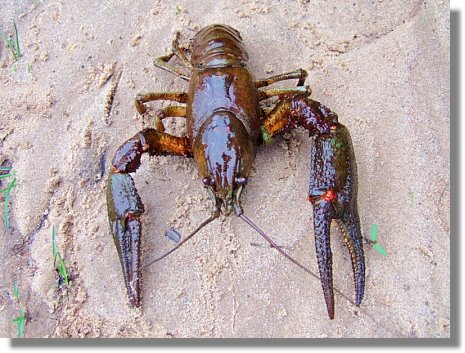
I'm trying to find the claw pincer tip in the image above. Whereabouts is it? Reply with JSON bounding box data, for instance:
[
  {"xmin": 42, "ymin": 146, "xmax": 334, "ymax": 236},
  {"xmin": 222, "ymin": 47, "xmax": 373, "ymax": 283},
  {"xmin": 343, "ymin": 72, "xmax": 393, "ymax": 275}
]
[{"xmin": 107, "ymin": 171, "xmax": 145, "ymax": 308}]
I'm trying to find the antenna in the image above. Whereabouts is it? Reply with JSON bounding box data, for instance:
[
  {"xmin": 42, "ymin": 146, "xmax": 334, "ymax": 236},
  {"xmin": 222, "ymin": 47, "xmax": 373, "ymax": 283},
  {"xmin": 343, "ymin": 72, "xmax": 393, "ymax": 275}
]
[
  {"xmin": 238, "ymin": 212, "xmax": 356, "ymax": 306},
  {"xmin": 143, "ymin": 214, "xmax": 217, "ymax": 269}
]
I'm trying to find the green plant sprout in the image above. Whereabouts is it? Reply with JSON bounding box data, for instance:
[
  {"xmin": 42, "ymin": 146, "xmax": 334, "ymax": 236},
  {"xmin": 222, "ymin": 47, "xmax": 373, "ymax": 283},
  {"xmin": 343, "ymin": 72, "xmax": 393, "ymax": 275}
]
[
  {"xmin": 12, "ymin": 307, "xmax": 26, "ymax": 338},
  {"xmin": 11, "ymin": 282, "xmax": 26, "ymax": 338},
  {"xmin": 12, "ymin": 281, "xmax": 20, "ymax": 302},
  {"xmin": 1, "ymin": 169, "xmax": 16, "ymax": 230},
  {"xmin": 13, "ymin": 21, "xmax": 21, "ymax": 60},
  {"xmin": 52, "ymin": 226, "xmax": 69, "ymax": 287},
  {"xmin": 1, "ymin": 21, "xmax": 21, "ymax": 61},
  {"xmin": 369, "ymin": 223, "xmax": 388, "ymax": 257}
]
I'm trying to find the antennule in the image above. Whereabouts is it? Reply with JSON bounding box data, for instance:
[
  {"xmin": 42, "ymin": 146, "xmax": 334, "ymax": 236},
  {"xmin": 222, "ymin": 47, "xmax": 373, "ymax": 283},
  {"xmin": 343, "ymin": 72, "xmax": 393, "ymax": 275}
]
[{"xmin": 143, "ymin": 214, "xmax": 217, "ymax": 269}]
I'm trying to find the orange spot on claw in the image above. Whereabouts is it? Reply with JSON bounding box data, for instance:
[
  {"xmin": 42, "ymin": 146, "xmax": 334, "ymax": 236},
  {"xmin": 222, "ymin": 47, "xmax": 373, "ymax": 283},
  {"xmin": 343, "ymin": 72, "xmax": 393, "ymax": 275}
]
[
  {"xmin": 323, "ymin": 189, "xmax": 336, "ymax": 202},
  {"xmin": 126, "ymin": 213, "xmax": 140, "ymax": 221}
]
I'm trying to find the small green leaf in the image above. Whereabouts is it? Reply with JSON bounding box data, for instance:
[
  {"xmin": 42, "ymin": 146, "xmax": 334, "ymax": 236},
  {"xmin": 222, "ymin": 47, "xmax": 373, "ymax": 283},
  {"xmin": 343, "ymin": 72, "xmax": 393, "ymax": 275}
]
[
  {"xmin": 175, "ymin": 4, "xmax": 182, "ymax": 14},
  {"xmin": 370, "ymin": 223, "xmax": 378, "ymax": 242},
  {"xmin": 0, "ymin": 173, "xmax": 12, "ymax": 179},
  {"xmin": 57, "ymin": 258, "xmax": 69, "ymax": 286},
  {"xmin": 373, "ymin": 243, "xmax": 388, "ymax": 257},
  {"xmin": 13, "ymin": 281, "xmax": 20, "ymax": 302},
  {"xmin": 13, "ymin": 21, "xmax": 21, "ymax": 60},
  {"xmin": 52, "ymin": 226, "xmax": 69, "ymax": 287},
  {"xmin": 52, "ymin": 225, "xmax": 58, "ymax": 260},
  {"xmin": 3, "ymin": 177, "xmax": 16, "ymax": 230}
]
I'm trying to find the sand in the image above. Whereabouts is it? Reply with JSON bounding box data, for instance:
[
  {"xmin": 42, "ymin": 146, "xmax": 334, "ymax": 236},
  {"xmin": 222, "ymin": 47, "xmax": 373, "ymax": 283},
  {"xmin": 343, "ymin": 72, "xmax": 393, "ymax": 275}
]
[{"xmin": 0, "ymin": 0, "xmax": 450, "ymax": 338}]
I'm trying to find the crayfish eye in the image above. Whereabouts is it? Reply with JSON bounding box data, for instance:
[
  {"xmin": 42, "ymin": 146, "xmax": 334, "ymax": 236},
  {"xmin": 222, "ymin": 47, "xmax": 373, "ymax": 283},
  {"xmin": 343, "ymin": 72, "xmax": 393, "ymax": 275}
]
[{"xmin": 235, "ymin": 176, "xmax": 247, "ymax": 185}]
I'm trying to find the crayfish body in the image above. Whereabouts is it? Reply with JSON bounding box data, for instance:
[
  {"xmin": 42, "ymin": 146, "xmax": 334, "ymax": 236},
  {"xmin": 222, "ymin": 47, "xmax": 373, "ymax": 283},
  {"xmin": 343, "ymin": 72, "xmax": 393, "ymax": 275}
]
[{"xmin": 106, "ymin": 24, "xmax": 365, "ymax": 320}]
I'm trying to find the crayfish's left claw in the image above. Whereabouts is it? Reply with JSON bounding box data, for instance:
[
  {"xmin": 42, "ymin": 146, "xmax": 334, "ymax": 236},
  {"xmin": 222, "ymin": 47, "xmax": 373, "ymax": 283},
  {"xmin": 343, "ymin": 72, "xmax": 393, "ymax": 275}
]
[{"xmin": 309, "ymin": 123, "xmax": 365, "ymax": 319}]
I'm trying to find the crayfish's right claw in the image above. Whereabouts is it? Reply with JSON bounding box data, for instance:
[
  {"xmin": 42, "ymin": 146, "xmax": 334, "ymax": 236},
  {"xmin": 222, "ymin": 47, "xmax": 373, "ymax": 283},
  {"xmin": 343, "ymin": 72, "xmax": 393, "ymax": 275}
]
[
  {"xmin": 106, "ymin": 170, "xmax": 145, "ymax": 307},
  {"xmin": 309, "ymin": 123, "xmax": 365, "ymax": 319}
]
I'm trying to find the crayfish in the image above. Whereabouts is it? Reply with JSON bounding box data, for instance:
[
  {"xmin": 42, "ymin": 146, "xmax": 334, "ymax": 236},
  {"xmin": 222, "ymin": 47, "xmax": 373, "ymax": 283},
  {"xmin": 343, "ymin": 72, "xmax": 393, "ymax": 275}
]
[{"xmin": 106, "ymin": 24, "xmax": 365, "ymax": 320}]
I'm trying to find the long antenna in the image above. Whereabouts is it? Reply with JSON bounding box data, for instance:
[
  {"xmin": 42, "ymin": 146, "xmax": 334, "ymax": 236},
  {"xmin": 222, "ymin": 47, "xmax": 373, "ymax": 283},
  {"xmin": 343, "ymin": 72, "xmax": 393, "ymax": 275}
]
[
  {"xmin": 143, "ymin": 214, "xmax": 217, "ymax": 269},
  {"xmin": 141, "ymin": 211, "xmax": 399, "ymax": 335},
  {"xmin": 238, "ymin": 213, "xmax": 355, "ymax": 306},
  {"xmin": 240, "ymin": 212, "xmax": 406, "ymax": 335}
]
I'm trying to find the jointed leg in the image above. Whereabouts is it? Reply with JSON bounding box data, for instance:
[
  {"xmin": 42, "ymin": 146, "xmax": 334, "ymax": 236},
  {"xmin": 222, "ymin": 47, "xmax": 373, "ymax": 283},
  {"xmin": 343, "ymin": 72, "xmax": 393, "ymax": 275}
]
[
  {"xmin": 154, "ymin": 53, "xmax": 190, "ymax": 81},
  {"xmin": 260, "ymin": 95, "xmax": 337, "ymax": 142},
  {"xmin": 256, "ymin": 68, "xmax": 308, "ymax": 88},
  {"xmin": 112, "ymin": 128, "xmax": 191, "ymax": 174},
  {"xmin": 171, "ymin": 32, "xmax": 193, "ymax": 70},
  {"xmin": 258, "ymin": 86, "xmax": 311, "ymax": 101},
  {"xmin": 153, "ymin": 32, "xmax": 192, "ymax": 81},
  {"xmin": 135, "ymin": 91, "xmax": 187, "ymax": 115},
  {"xmin": 152, "ymin": 105, "xmax": 187, "ymax": 132},
  {"xmin": 257, "ymin": 69, "xmax": 310, "ymax": 102}
]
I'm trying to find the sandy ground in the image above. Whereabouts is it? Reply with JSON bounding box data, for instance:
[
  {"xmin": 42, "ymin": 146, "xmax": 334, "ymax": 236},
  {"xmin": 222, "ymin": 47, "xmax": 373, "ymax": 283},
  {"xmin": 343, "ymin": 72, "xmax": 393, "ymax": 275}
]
[{"xmin": 0, "ymin": 0, "xmax": 450, "ymax": 338}]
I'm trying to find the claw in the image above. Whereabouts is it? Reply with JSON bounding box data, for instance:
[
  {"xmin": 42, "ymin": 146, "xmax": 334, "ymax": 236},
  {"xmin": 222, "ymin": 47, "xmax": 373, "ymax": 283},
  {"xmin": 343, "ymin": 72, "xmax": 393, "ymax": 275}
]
[
  {"xmin": 309, "ymin": 123, "xmax": 365, "ymax": 319},
  {"xmin": 106, "ymin": 171, "xmax": 145, "ymax": 307}
]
